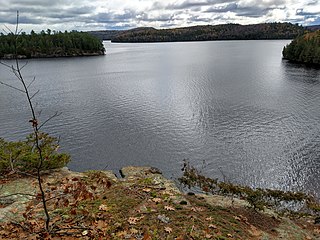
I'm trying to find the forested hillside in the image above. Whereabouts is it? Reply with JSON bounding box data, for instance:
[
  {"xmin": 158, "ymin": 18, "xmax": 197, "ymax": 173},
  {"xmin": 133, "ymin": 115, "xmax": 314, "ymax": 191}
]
[
  {"xmin": 283, "ymin": 30, "xmax": 320, "ymax": 65},
  {"xmin": 0, "ymin": 30, "xmax": 105, "ymax": 59},
  {"xmin": 110, "ymin": 23, "xmax": 304, "ymax": 43}
]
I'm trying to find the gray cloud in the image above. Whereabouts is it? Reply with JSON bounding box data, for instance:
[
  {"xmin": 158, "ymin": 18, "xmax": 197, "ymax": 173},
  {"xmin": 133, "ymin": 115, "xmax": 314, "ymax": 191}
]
[
  {"xmin": 164, "ymin": 0, "xmax": 236, "ymax": 10},
  {"xmin": 0, "ymin": 0, "xmax": 318, "ymax": 32}
]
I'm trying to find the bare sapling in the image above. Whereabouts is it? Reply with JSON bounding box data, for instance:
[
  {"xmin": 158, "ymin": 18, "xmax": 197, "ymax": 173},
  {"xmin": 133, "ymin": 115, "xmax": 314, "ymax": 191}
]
[{"xmin": 0, "ymin": 11, "xmax": 56, "ymax": 232}]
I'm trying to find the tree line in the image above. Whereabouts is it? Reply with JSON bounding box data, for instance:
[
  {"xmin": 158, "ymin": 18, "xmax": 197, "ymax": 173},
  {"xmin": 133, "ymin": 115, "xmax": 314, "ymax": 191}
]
[
  {"xmin": 0, "ymin": 29, "xmax": 105, "ymax": 59},
  {"xmin": 111, "ymin": 23, "xmax": 305, "ymax": 43},
  {"xmin": 283, "ymin": 30, "xmax": 320, "ymax": 65}
]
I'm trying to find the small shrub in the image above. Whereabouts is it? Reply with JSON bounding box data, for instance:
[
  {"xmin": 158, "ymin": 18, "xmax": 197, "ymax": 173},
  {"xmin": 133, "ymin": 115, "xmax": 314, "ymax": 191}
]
[{"xmin": 0, "ymin": 132, "xmax": 70, "ymax": 174}]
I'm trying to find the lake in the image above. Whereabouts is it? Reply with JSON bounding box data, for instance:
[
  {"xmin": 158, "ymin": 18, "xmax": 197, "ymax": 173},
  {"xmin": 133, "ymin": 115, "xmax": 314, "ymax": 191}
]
[{"xmin": 0, "ymin": 40, "xmax": 319, "ymax": 198}]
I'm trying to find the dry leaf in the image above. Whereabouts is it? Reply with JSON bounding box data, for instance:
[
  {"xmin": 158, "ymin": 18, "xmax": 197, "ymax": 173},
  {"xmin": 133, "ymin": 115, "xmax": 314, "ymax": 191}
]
[
  {"xmin": 164, "ymin": 226, "xmax": 172, "ymax": 233},
  {"xmin": 205, "ymin": 217, "xmax": 213, "ymax": 221},
  {"xmin": 164, "ymin": 206, "xmax": 175, "ymax": 211},
  {"xmin": 205, "ymin": 234, "xmax": 212, "ymax": 239},
  {"xmin": 142, "ymin": 188, "xmax": 151, "ymax": 192},
  {"xmin": 152, "ymin": 198, "xmax": 162, "ymax": 203},
  {"xmin": 128, "ymin": 217, "xmax": 144, "ymax": 225},
  {"xmin": 99, "ymin": 204, "xmax": 109, "ymax": 211},
  {"xmin": 96, "ymin": 220, "xmax": 106, "ymax": 230},
  {"xmin": 82, "ymin": 230, "xmax": 89, "ymax": 236},
  {"xmin": 117, "ymin": 230, "xmax": 128, "ymax": 237},
  {"xmin": 128, "ymin": 217, "xmax": 138, "ymax": 225},
  {"xmin": 130, "ymin": 228, "xmax": 139, "ymax": 234},
  {"xmin": 227, "ymin": 233, "xmax": 233, "ymax": 238},
  {"xmin": 209, "ymin": 224, "xmax": 217, "ymax": 229},
  {"xmin": 233, "ymin": 216, "xmax": 241, "ymax": 221}
]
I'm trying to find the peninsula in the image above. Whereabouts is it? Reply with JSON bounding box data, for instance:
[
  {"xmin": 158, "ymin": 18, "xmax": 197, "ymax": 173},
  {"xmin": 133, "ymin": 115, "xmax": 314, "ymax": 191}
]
[
  {"xmin": 283, "ymin": 30, "xmax": 320, "ymax": 65},
  {"xmin": 0, "ymin": 30, "xmax": 105, "ymax": 59}
]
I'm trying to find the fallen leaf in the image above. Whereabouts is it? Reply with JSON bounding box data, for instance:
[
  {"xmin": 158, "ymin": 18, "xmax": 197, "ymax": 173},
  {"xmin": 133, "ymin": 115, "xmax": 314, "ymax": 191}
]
[
  {"xmin": 205, "ymin": 234, "xmax": 212, "ymax": 239},
  {"xmin": 82, "ymin": 230, "xmax": 89, "ymax": 236},
  {"xmin": 130, "ymin": 228, "xmax": 139, "ymax": 234},
  {"xmin": 143, "ymin": 233, "xmax": 152, "ymax": 240},
  {"xmin": 209, "ymin": 224, "xmax": 217, "ymax": 229},
  {"xmin": 117, "ymin": 230, "xmax": 128, "ymax": 237},
  {"xmin": 128, "ymin": 217, "xmax": 140, "ymax": 225},
  {"xmin": 99, "ymin": 204, "xmax": 109, "ymax": 211},
  {"xmin": 164, "ymin": 226, "xmax": 172, "ymax": 233},
  {"xmin": 227, "ymin": 233, "xmax": 233, "ymax": 238},
  {"xmin": 233, "ymin": 216, "xmax": 241, "ymax": 221},
  {"xmin": 164, "ymin": 206, "xmax": 175, "ymax": 211},
  {"xmin": 96, "ymin": 220, "xmax": 107, "ymax": 230},
  {"xmin": 205, "ymin": 217, "xmax": 213, "ymax": 221},
  {"xmin": 152, "ymin": 198, "xmax": 162, "ymax": 203},
  {"xmin": 142, "ymin": 188, "xmax": 151, "ymax": 192}
]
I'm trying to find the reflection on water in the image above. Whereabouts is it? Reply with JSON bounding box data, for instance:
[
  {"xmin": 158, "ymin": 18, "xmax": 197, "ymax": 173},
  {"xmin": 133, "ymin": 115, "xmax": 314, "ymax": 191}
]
[{"xmin": 0, "ymin": 40, "xmax": 319, "ymax": 198}]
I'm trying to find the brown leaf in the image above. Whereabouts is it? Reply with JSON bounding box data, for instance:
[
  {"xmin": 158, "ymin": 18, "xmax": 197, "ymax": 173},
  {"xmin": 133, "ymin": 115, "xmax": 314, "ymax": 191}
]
[
  {"xmin": 152, "ymin": 198, "xmax": 162, "ymax": 203},
  {"xmin": 164, "ymin": 206, "xmax": 175, "ymax": 211},
  {"xmin": 143, "ymin": 233, "xmax": 152, "ymax": 240},
  {"xmin": 209, "ymin": 224, "xmax": 217, "ymax": 229},
  {"xmin": 99, "ymin": 204, "xmax": 109, "ymax": 211},
  {"xmin": 70, "ymin": 208, "xmax": 77, "ymax": 215},
  {"xmin": 164, "ymin": 226, "xmax": 172, "ymax": 233},
  {"xmin": 142, "ymin": 188, "xmax": 151, "ymax": 193},
  {"xmin": 96, "ymin": 220, "xmax": 107, "ymax": 230},
  {"xmin": 233, "ymin": 216, "xmax": 241, "ymax": 221},
  {"xmin": 128, "ymin": 217, "xmax": 139, "ymax": 225},
  {"xmin": 130, "ymin": 228, "xmax": 139, "ymax": 234}
]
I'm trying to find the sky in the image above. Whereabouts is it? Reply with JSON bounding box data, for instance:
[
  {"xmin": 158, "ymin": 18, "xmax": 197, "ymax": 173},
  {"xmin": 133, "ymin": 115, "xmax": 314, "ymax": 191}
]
[{"xmin": 0, "ymin": 0, "xmax": 319, "ymax": 33}]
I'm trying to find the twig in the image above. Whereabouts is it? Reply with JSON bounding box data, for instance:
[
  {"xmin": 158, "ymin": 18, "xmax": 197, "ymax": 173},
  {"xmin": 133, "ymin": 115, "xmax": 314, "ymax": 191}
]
[
  {"xmin": 38, "ymin": 112, "xmax": 61, "ymax": 130},
  {"xmin": 29, "ymin": 89, "xmax": 40, "ymax": 100},
  {"xmin": 0, "ymin": 80, "xmax": 25, "ymax": 93},
  {"xmin": 27, "ymin": 76, "xmax": 36, "ymax": 88}
]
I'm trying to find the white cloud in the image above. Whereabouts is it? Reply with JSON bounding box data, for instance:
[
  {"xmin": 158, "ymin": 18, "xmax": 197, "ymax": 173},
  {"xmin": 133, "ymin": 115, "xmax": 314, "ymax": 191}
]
[{"xmin": 0, "ymin": 0, "xmax": 319, "ymax": 32}]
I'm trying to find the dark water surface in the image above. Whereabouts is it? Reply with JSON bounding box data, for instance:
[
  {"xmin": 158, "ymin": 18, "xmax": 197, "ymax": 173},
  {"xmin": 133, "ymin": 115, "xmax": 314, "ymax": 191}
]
[{"xmin": 1, "ymin": 40, "xmax": 320, "ymax": 198}]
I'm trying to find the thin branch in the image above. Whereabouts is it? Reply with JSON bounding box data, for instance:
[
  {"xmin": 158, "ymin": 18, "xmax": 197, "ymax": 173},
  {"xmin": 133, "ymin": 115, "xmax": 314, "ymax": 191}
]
[
  {"xmin": 27, "ymin": 76, "xmax": 36, "ymax": 88},
  {"xmin": 38, "ymin": 112, "xmax": 61, "ymax": 130},
  {"xmin": 0, "ymin": 80, "xmax": 25, "ymax": 93},
  {"xmin": 20, "ymin": 61, "xmax": 29, "ymax": 71},
  {"xmin": 3, "ymin": 24, "xmax": 13, "ymax": 34},
  {"xmin": 29, "ymin": 89, "xmax": 40, "ymax": 100},
  {"xmin": 0, "ymin": 61, "xmax": 14, "ymax": 69}
]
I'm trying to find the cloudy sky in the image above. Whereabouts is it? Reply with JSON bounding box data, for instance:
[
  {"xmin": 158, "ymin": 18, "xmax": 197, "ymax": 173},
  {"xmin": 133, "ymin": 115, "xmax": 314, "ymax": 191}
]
[{"xmin": 0, "ymin": 0, "xmax": 319, "ymax": 33}]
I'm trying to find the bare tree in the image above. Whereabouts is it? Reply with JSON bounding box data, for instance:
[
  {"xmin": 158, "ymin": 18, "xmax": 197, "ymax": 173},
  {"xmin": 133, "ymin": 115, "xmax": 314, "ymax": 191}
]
[{"xmin": 0, "ymin": 11, "xmax": 52, "ymax": 232}]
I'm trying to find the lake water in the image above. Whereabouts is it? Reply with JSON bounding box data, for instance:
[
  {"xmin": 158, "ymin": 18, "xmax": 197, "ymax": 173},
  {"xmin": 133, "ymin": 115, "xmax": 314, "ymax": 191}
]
[{"xmin": 0, "ymin": 40, "xmax": 320, "ymax": 198}]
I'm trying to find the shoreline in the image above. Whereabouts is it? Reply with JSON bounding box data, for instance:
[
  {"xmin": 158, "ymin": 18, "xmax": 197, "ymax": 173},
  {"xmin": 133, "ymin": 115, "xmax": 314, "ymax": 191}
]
[
  {"xmin": 0, "ymin": 51, "xmax": 105, "ymax": 60},
  {"xmin": 0, "ymin": 166, "xmax": 319, "ymax": 239}
]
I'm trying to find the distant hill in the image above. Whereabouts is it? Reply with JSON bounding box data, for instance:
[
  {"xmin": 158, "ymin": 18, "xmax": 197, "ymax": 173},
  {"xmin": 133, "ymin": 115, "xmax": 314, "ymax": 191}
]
[
  {"xmin": 87, "ymin": 30, "xmax": 124, "ymax": 40},
  {"xmin": 305, "ymin": 25, "xmax": 320, "ymax": 31},
  {"xmin": 93, "ymin": 23, "xmax": 304, "ymax": 43},
  {"xmin": 283, "ymin": 30, "xmax": 320, "ymax": 65}
]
